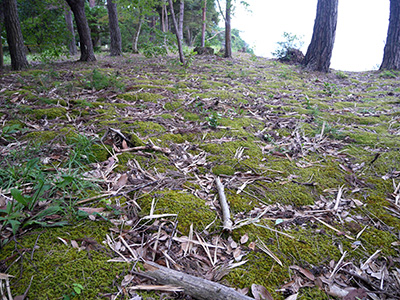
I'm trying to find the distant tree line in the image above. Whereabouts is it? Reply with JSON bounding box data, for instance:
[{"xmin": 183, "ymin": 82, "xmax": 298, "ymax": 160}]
[{"xmin": 0, "ymin": 0, "xmax": 399, "ymax": 73}]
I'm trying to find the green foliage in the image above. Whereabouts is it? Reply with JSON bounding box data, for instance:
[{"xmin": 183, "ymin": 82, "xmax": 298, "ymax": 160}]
[
  {"xmin": 82, "ymin": 69, "xmax": 125, "ymax": 91},
  {"xmin": 206, "ymin": 111, "xmax": 221, "ymax": 128},
  {"xmin": 33, "ymin": 45, "xmax": 68, "ymax": 64},
  {"xmin": 272, "ymin": 32, "xmax": 304, "ymax": 59},
  {"xmin": 322, "ymin": 82, "xmax": 340, "ymax": 96},
  {"xmin": 379, "ymin": 70, "xmax": 397, "ymax": 78},
  {"xmin": 63, "ymin": 283, "xmax": 85, "ymax": 300}
]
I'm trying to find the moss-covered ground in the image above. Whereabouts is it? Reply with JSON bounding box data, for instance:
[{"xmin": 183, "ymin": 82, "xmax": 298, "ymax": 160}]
[{"xmin": 0, "ymin": 52, "xmax": 399, "ymax": 299}]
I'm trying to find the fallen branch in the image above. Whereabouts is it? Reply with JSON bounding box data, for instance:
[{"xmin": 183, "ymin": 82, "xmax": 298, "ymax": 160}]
[
  {"xmin": 140, "ymin": 261, "xmax": 255, "ymax": 300},
  {"xmin": 215, "ymin": 177, "xmax": 233, "ymax": 231},
  {"xmin": 117, "ymin": 144, "xmax": 171, "ymax": 155}
]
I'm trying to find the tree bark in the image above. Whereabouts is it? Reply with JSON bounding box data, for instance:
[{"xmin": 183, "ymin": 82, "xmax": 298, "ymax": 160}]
[
  {"xmin": 107, "ymin": 0, "xmax": 122, "ymax": 56},
  {"xmin": 141, "ymin": 261, "xmax": 255, "ymax": 300},
  {"xmin": 132, "ymin": 15, "xmax": 143, "ymax": 54},
  {"xmin": 168, "ymin": 0, "xmax": 185, "ymax": 64},
  {"xmin": 380, "ymin": 0, "xmax": 400, "ymax": 70},
  {"xmin": 0, "ymin": 5, "xmax": 4, "ymax": 70},
  {"xmin": 178, "ymin": 0, "xmax": 184, "ymax": 43},
  {"xmin": 64, "ymin": 8, "xmax": 78, "ymax": 55},
  {"xmin": 303, "ymin": 0, "xmax": 338, "ymax": 72},
  {"xmin": 224, "ymin": 0, "xmax": 232, "ymax": 58},
  {"xmin": 3, "ymin": 0, "xmax": 29, "ymax": 70},
  {"xmin": 65, "ymin": 0, "xmax": 96, "ymax": 62},
  {"xmin": 201, "ymin": 0, "xmax": 207, "ymax": 47}
]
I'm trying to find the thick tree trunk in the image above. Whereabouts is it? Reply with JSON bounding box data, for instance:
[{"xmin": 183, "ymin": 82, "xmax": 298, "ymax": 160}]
[
  {"xmin": 64, "ymin": 8, "xmax": 78, "ymax": 56},
  {"xmin": 380, "ymin": 0, "xmax": 400, "ymax": 70},
  {"xmin": 168, "ymin": 0, "xmax": 185, "ymax": 64},
  {"xmin": 178, "ymin": 0, "xmax": 184, "ymax": 43},
  {"xmin": 3, "ymin": 0, "xmax": 29, "ymax": 70},
  {"xmin": 224, "ymin": 0, "xmax": 232, "ymax": 58},
  {"xmin": 107, "ymin": 0, "xmax": 122, "ymax": 56},
  {"xmin": 303, "ymin": 0, "xmax": 338, "ymax": 72},
  {"xmin": 66, "ymin": 0, "xmax": 96, "ymax": 62},
  {"xmin": 201, "ymin": 0, "xmax": 207, "ymax": 47}
]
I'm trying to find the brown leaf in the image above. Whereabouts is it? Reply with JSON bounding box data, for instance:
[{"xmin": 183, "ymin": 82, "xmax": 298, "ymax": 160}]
[
  {"xmin": 251, "ymin": 284, "xmax": 274, "ymax": 300},
  {"xmin": 113, "ymin": 173, "xmax": 128, "ymax": 190},
  {"xmin": 122, "ymin": 139, "xmax": 129, "ymax": 149},
  {"xmin": 343, "ymin": 288, "xmax": 367, "ymax": 300},
  {"xmin": 77, "ymin": 207, "xmax": 105, "ymax": 214},
  {"xmin": 249, "ymin": 241, "xmax": 256, "ymax": 250},
  {"xmin": 290, "ymin": 265, "xmax": 315, "ymax": 281}
]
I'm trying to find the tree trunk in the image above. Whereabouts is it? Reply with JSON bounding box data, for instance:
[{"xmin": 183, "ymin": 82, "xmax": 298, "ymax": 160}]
[
  {"xmin": 178, "ymin": 0, "xmax": 184, "ymax": 43},
  {"xmin": 380, "ymin": 0, "xmax": 400, "ymax": 70},
  {"xmin": 107, "ymin": 0, "xmax": 122, "ymax": 56},
  {"xmin": 65, "ymin": 0, "xmax": 96, "ymax": 62},
  {"xmin": 168, "ymin": 0, "xmax": 185, "ymax": 64},
  {"xmin": 303, "ymin": 0, "xmax": 338, "ymax": 72},
  {"xmin": 64, "ymin": 8, "xmax": 78, "ymax": 56},
  {"xmin": 132, "ymin": 16, "xmax": 143, "ymax": 54},
  {"xmin": 201, "ymin": 0, "xmax": 207, "ymax": 47},
  {"xmin": 0, "ymin": 6, "xmax": 4, "ymax": 70},
  {"xmin": 88, "ymin": 0, "xmax": 95, "ymax": 8},
  {"xmin": 3, "ymin": 0, "xmax": 29, "ymax": 70},
  {"xmin": 224, "ymin": 0, "xmax": 232, "ymax": 58}
]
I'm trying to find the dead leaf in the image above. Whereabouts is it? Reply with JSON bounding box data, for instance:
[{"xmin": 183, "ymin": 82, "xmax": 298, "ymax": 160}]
[
  {"xmin": 77, "ymin": 207, "xmax": 105, "ymax": 214},
  {"xmin": 240, "ymin": 233, "xmax": 249, "ymax": 244},
  {"xmin": 251, "ymin": 283, "xmax": 274, "ymax": 300},
  {"xmin": 285, "ymin": 294, "xmax": 298, "ymax": 300},
  {"xmin": 71, "ymin": 240, "xmax": 79, "ymax": 249},
  {"xmin": 290, "ymin": 265, "xmax": 315, "ymax": 281}
]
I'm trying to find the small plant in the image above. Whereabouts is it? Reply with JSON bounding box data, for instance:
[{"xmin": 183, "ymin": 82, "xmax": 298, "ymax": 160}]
[
  {"xmin": 322, "ymin": 82, "xmax": 340, "ymax": 96},
  {"xmin": 182, "ymin": 48, "xmax": 197, "ymax": 69},
  {"xmin": 33, "ymin": 45, "xmax": 68, "ymax": 64},
  {"xmin": 63, "ymin": 283, "xmax": 84, "ymax": 300},
  {"xmin": 206, "ymin": 111, "xmax": 221, "ymax": 129},
  {"xmin": 335, "ymin": 71, "xmax": 348, "ymax": 79},
  {"xmin": 304, "ymin": 95, "xmax": 312, "ymax": 109}
]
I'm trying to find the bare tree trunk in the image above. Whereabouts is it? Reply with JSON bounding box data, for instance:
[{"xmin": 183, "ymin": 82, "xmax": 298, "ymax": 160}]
[
  {"xmin": 107, "ymin": 0, "xmax": 122, "ymax": 56},
  {"xmin": 132, "ymin": 15, "xmax": 143, "ymax": 54},
  {"xmin": 168, "ymin": 0, "xmax": 185, "ymax": 64},
  {"xmin": 64, "ymin": 8, "xmax": 78, "ymax": 55},
  {"xmin": 88, "ymin": 0, "xmax": 95, "ymax": 8},
  {"xmin": 224, "ymin": 0, "xmax": 232, "ymax": 58},
  {"xmin": 3, "ymin": 0, "xmax": 29, "ymax": 70},
  {"xmin": 0, "ymin": 6, "xmax": 4, "ymax": 70},
  {"xmin": 201, "ymin": 0, "xmax": 207, "ymax": 47},
  {"xmin": 66, "ymin": 0, "xmax": 96, "ymax": 62},
  {"xmin": 380, "ymin": 0, "xmax": 400, "ymax": 70},
  {"xmin": 163, "ymin": 3, "xmax": 169, "ymax": 32},
  {"xmin": 178, "ymin": 0, "xmax": 184, "ymax": 43},
  {"xmin": 303, "ymin": 0, "xmax": 338, "ymax": 72}
]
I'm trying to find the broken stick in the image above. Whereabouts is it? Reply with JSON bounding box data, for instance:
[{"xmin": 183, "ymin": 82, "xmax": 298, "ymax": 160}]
[
  {"xmin": 215, "ymin": 176, "xmax": 233, "ymax": 231},
  {"xmin": 140, "ymin": 261, "xmax": 255, "ymax": 300}
]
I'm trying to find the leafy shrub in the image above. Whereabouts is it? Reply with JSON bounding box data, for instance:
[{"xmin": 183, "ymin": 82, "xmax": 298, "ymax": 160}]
[{"xmin": 272, "ymin": 32, "xmax": 304, "ymax": 61}]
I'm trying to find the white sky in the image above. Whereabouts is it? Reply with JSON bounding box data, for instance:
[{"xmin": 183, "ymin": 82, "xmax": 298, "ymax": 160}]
[{"xmin": 232, "ymin": 0, "xmax": 390, "ymax": 71}]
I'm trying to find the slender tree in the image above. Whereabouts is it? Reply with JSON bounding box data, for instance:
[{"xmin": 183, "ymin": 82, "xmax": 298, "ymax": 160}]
[
  {"xmin": 64, "ymin": 7, "xmax": 78, "ymax": 55},
  {"xmin": 3, "ymin": 0, "xmax": 29, "ymax": 70},
  {"xmin": 380, "ymin": 0, "xmax": 400, "ymax": 70},
  {"xmin": 201, "ymin": 0, "xmax": 207, "ymax": 47},
  {"xmin": 303, "ymin": 0, "xmax": 338, "ymax": 72},
  {"xmin": 224, "ymin": 0, "xmax": 232, "ymax": 58},
  {"xmin": 0, "ymin": 4, "xmax": 4, "ymax": 69},
  {"xmin": 178, "ymin": 0, "xmax": 184, "ymax": 42},
  {"xmin": 107, "ymin": 0, "xmax": 122, "ymax": 56},
  {"xmin": 168, "ymin": 0, "xmax": 185, "ymax": 64},
  {"xmin": 65, "ymin": 0, "xmax": 96, "ymax": 62}
]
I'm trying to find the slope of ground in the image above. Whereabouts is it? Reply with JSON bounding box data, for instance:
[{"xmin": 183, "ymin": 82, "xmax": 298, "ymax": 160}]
[{"xmin": 0, "ymin": 53, "xmax": 399, "ymax": 300}]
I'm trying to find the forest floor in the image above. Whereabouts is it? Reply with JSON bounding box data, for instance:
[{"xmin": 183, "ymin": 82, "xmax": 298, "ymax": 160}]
[{"xmin": 0, "ymin": 52, "xmax": 400, "ymax": 300}]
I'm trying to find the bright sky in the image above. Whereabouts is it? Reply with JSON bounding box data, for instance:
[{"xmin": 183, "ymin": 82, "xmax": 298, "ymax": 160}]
[{"xmin": 233, "ymin": 0, "xmax": 390, "ymax": 72}]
